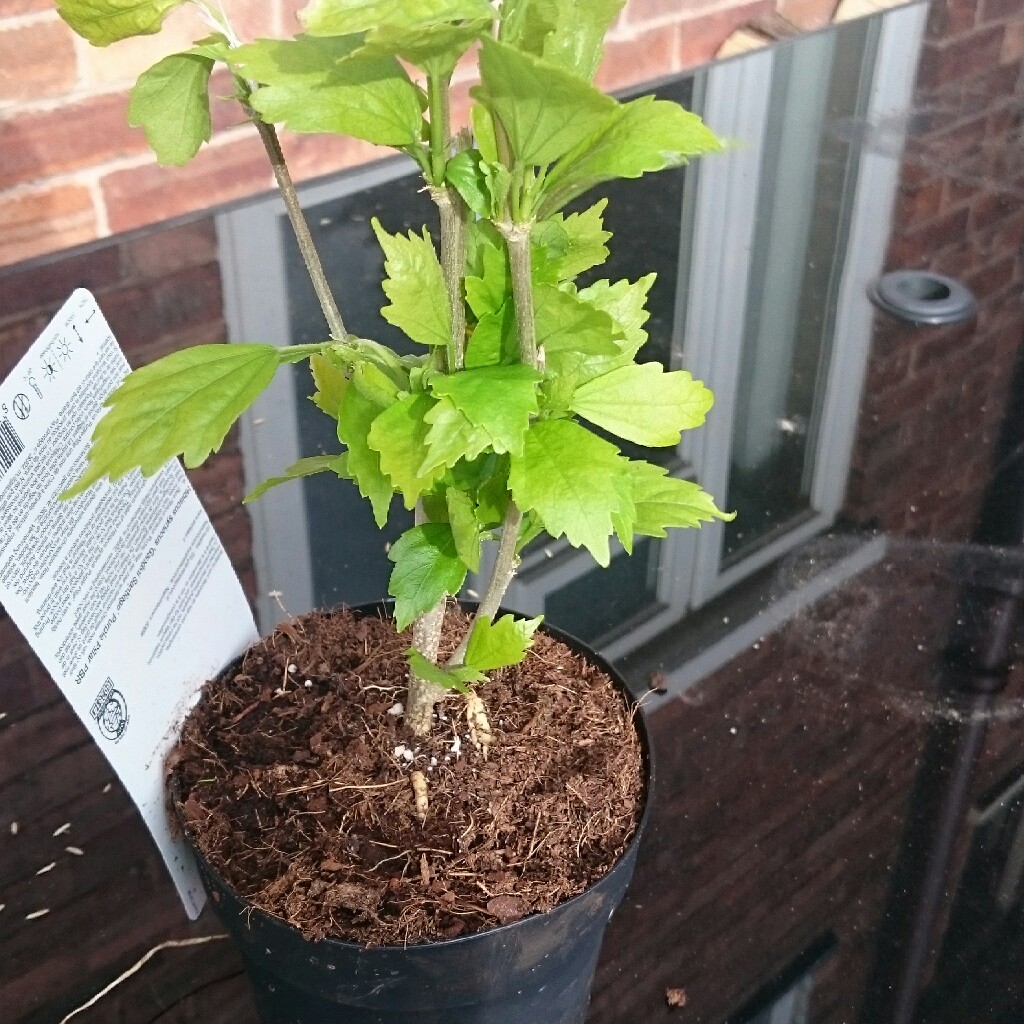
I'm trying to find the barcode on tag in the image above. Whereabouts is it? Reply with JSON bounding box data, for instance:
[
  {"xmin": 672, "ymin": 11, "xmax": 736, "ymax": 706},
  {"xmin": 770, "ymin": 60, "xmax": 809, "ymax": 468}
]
[{"xmin": 0, "ymin": 417, "xmax": 24, "ymax": 475}]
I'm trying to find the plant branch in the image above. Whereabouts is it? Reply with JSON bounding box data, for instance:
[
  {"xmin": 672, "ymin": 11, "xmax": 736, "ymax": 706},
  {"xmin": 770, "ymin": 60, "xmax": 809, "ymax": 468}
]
[{"xmin": 247, "ymin": 107, "xmax": 349, "ymax": 345}]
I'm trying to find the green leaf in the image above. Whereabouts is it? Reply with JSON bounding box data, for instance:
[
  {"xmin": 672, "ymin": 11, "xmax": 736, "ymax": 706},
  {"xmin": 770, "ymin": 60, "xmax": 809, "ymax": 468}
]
[
  {"xmin": 406, "ymin": 650, "xmax": 485, "ymax": 693},
  {"xmin": 368, "ymin": 392, "xmax": 446, "ymax": 507},
  {"xmin": 127, "ymin": 52, "xmax": 213, "ymax": 166},
  {"xmin": 465, "ymin": 301, "xmax": 518, "ymax": 368},
  {"xmin": 353, "ymin": 360, "xmax": 401, "ymax": 407},
  {"xmin": 337, "ymin": 386, "xmax": 394, "ymax": 526},
  {"xmin": 533, "ymin": 200, "xmax": 611, "ymax": 281},
  {"xmin": 541, "ymin": 0, "xmax": 624, "ymax": 80},
  {"xmin": 302, "ymin": 0, "xmax": 495, "ymax": 36},
  {"xmin": 235, "ymin": 35, "xmax": 424, "ymax": 147},
  {"xmin": 464, "ymin": 613, "xmax": 543, "ymax": 672},
  {"xmin": 446, "ymin": 487, "xmax": 483, "ymax": 572},
  {"xmin": 471, "ymin": 103, "xmax": 499, "ymax": 163},
  {"xmin": 534, "ymin": 283, "xmax": 622, "ymax": 357},
  {"xmin": 388, "ymin": 523, "xmax": 469, "ymax": 630},
  {"xmin": 627, "ymin": 461, "xmax": 734, "ymax": 537},
  {"xmin": 429, "ymin": 364, "xmax": 541, "ymax": 456},
  {"xmin": 63, "ymin": 345, "xmax": 282, "ymax": 498},
  {"xmin": 611, "ymin": 468, "xmax": 637, "ymax": 553},
  {"xmin": 56, "ymin": 0, "xmax": 185, "ymax": 45},
  {"xmin": 356, "ymin": 20, "xmax": 489, "ymax": 77},
  {"xmin": 420, "ymin": 396, "xmax": 492, "ymax": 474},
  {"xmin": 473, "ymin": 36, "xmax": 617, "ymax": 166},
  {"xmin": 571, "ymin": 363, "xmax": 714, "ymax": 446},
  {"xmin": 310, "ymin": 351, "xmax": 349, "ymax": 417},
  {"xmin": 508, "ymin": 418, "xmax": 628, "ymax": 566},
  {"xmin": 445, "ymin": 150, "xmax": 490, "ymax": 218},
  {"xmin": 372, "ymin": 219, "xmax": 451, "ymax": 347},
  {"xmin": 498, "ymin": 0, "xmax": 558, "ymax": 55},
  {"xmin": 244, "ymin": 454, "xmax": 349, "ymax": 503},
  {"xmin": 578, "ymin": 274, "xmax": 654, "ymax": 351},
  {"xmin": 465, "ymin": 240, "xmax": 510, "ymax": 320},
  {"xmin": 543, "ymin": 94, "xmax": 722, "ymax": 213}
]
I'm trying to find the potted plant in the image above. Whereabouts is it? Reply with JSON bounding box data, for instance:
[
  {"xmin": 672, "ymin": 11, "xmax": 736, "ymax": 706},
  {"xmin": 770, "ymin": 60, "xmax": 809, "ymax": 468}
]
[{"xmin": 57, "ymin": 0, "xmax": 730, "ymax": 1020}]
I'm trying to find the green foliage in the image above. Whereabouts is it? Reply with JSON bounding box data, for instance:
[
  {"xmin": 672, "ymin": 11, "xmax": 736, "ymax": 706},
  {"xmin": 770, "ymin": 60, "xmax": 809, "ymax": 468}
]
[
  {"xmin": 62, "ymin": 345, "xmax": 287, "ymax": 499},
  {"xmin": 233, "ymin": 36, "xmax": 424, "ymax": 146},
  {"xmin": 464, "ymin": 613, "xmax": 542, "ymax": 672},
  {"xmin": 388, "ymin": 524, "xmax": 468, "ymax": 630},
  {"xmin": 372, "ymin": 219, "xmax": 451, "ymax": 347},
  {"xmin": 509, "ymin": 418, "xmax": 629, "ymax": 567},
  {"xmin": 570, "ymin": 363, "xmax": 714, "ymax": 446},
  {"xmin": 61, "ymin": 0, "xmax": 731, "ymax": 704},
  {"xmin": 473, "ymin": 37, "xmax": 617, "ymax": 166},
  {"xmin": 244, "ymin": 454, "xmax": 350, "ymax": 503},
  {"xmin": 128, "ymin": 52, "xmax": 214, "ymax": 165},
  {"xmin": 56, "ymin": 0, "xmax": 185, "ymax": 45}
]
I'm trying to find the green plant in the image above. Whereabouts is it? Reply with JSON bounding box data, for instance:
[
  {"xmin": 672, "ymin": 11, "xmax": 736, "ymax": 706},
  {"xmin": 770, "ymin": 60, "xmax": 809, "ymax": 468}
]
[{"xmin": 58, "ymin": 0, "xmax": 731, "ymax": 741}]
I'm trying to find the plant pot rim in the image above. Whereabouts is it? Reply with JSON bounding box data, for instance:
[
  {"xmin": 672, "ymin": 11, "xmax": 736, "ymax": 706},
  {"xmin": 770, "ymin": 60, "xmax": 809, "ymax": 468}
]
[{"xmin": 172, "ymin": 599, "xmax": 655, "ymax": 953}]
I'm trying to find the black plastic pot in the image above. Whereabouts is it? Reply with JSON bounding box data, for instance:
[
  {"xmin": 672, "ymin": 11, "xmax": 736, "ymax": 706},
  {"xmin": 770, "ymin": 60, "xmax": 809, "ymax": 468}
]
[{"xmin": 178, "ymin": 606, "xmax": 653, "ymax": 1024}]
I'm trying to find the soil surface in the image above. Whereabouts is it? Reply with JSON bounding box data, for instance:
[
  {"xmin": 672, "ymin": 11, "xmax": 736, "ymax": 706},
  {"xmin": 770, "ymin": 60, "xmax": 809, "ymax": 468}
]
[{"xmin": 170, "ymin": 604, "xmax": 645, "ymax": 946}]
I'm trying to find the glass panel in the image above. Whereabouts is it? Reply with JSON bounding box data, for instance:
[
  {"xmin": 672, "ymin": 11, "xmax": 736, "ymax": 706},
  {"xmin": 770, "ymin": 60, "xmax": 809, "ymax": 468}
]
[{"xmin": 723, "ymin": 19, "xmax": 872, "ymax": 562}]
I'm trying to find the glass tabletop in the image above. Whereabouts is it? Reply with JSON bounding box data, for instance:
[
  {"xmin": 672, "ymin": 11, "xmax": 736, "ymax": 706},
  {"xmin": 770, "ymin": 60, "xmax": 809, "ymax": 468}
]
[{"xmin": 5, "ymin": 1, "xmax": 1024, "ymax": 1021}]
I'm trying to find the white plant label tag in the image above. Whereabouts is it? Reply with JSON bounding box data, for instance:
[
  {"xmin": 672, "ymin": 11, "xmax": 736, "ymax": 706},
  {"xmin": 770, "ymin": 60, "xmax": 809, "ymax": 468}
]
[{"xmin": 0, "ymin": 289, "xmax": 259, "ymax": 919}]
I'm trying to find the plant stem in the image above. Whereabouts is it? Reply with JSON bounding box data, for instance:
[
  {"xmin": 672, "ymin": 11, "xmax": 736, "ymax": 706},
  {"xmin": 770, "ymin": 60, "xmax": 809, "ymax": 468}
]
[
  {"xmin": 248, "ymin": 112, "xmax": 349, "ymax": 344},
  {"xmin": 431, "ymin": 184, "xmax": 468, "ymax": 372},
  {"xmin": 448, "ymin": 503, "xmax": 522, "ymax": 667},
  {"xmin": 500, "ymin": 222, "xmax": 539, "ymax": 369}
]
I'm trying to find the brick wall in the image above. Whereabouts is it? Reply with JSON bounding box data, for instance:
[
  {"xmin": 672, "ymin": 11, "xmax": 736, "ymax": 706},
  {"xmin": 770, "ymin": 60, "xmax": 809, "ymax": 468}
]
[
  {"xmin": 0, "ymin": 0, "xmax": 884, "ymax": 269},
  {"xmin": 844, "ymin": 0, "xmax": 1024, "ymax": 539}
]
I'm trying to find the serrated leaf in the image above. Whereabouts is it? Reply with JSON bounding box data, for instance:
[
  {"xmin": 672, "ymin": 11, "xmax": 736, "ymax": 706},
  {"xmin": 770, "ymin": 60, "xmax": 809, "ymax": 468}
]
[
  {"xmin": 534, "ymin": 283, "xmax": 622, "ymax": 357},
  {"xmin": 445, "ymin": 150, "xmax": 490, "ymax": 218},
  {"xmin": 473, "ymin": 36, "xmax": 617, "ymax": 166},
  {"xmin": 388, "ymin": 523, "xmax": 468, "ymax": 630},
  {"xmin": 543, "ymin": 94, "xmax": 722, "ymax": 213},
  {"xmin": 128, "ymin": 53, "xmax": 213, "ymax": 166},
  {"xmin": 627, "ymin": 461, "xmax": 734, "ymax": 537},
  {"xmin": 465, "ymin": 301, "xmax": 518, "ymax": 368},
  {"xmin": 371, "ymin": 219, "xmax": 451, "ymax": 347},
  {"xmin": 244, "ymin": 454, "xmax": 349, "ymax": 503},
  {"xmin": 302, "ymin": 0, "xmax": 495, "ymax": 36},
  {"xmin": 310, "ymin": 351, "xmax": 349, "ymax": 417},
  {"xmin": 407, "ymin": 650, "xmax": 485, "ymax": 693},
  {"xmin": 430, "ymin": 364, "xmax": 540, "ymax": 456},
  {"xmin": 56, "ymin": 0, "xmax": 185, "ymax": 45},
  {"xmin": 533, "ymin": 200, "xmax": 611, "ymax": 281},
  {"xmin": 464, "ymin": 613, "xmax": 543, "ymax": 672},
  {"xmin": 337, "ymin": 386, "xmax": 394, "ymax": 526},
  {"xmin": 420, "ymin": 396, "xmax": 492, "ymax": 474},
  {"xmin": 446, "ymin": 487, "xmax": 483, "ymax": 572},
  {"xmin": 63, "ymin": 345, "xmax": 282, "ymax": 498},
  {"xmin": 508, "ymin": 418, "xmax": 628, "ymax": 566},
  {"xmin": 571, "ymin": 363, "xmax": 714, "ymax": 446},
  {"xmin": 541, "ymin": 0, "xmax": 624, "ymax": 80},
  {"xmin": 498, "ymin": 0, "xmax": 558, "ymax": 55},
  {"xmin": 611, "ymin": 468, "xmax": 636, "ymax": 553},
  {"xmin": 368, "ymin": 392, "xmax": 446, "ymax": 507},
  {"xmin": 235, "ymin": 35, "xmax": 423, "ymax": 147}
]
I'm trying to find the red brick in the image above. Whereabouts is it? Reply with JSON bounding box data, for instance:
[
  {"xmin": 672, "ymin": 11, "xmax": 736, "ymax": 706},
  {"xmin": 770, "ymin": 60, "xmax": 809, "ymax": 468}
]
[
  {"xmin": 1, "ymin": 0, "xmax": 54, "ymax": 12},
  {"xmin": 95, "ymin": 262, "xmax": 224, "ymax": 354},
  {"xmin": 624, "ymin": 0, "xmax": 723, "ymax": 25},
  {"xmin": 0, "ymin": 20, "xmax": 76, "ymax": 103},
  {"xmin": 894, "ymin": 180, "xmax": 945, "ymax": 229},
  {"xmin": 683, "ymin": 1, "xmax": 774, "ymax": 68},
  {"xmin": 0, "ymin": 315, "xmax": 49, "ymax": 381},
  {"xmin": 926, "ymin": 0, "xmax": 979, "ymax": 40},
  {"xmin": 277, "ymin": 131, "xmax": 391, "ymax": 186},
  {"xmin": 0, "ymin": 243, "xmax": 122, "ymax": 323},
  {"xmin": 887, "ymin": 207, "xmax": 972, "ymax": 266},
  {"xmin": 777, "ymin": 0, "xmax": 839, "ymax": 31},
  {"xmin": 918, "ymin": 26, "xmax": 1007, "ymax": 89},
  {"xmin": 980, "ymin": 0, "xmax": 1024, "ymax": 23},
  {"xmin": 188, "ymin": 450, "xmax": 246, "ymax": 520},
  {"xmin": 122, "ymin": 219, "xmax": 219, "ymax": 279},
  {"xmin": 101, "ymin": 135, "xmax": 270, "ymax": 235},
  {"xmin": 0, "ymin": 186, "xmax": 96, "ymax": 270},
  {"xmin": 595, "ymin": 22, "xmax": 679, "ymax": 92}
]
